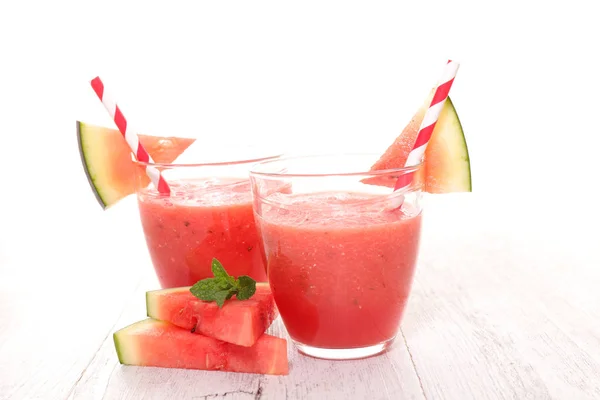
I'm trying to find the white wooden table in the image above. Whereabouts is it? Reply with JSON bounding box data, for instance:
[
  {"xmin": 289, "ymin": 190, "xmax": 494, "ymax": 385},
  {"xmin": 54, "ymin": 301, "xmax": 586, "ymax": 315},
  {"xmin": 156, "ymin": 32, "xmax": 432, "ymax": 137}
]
[{"xmin": 1, "ymin": 193, "xmax": 599, "ymax": 400}]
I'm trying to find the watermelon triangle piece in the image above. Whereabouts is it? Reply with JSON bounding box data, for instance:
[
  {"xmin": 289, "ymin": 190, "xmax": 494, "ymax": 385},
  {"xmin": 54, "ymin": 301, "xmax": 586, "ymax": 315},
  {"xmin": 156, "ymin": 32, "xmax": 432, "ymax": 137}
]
[
  {"xmin": 114, "ymin": 319, "xmax": 289, "ymax": 375},
  {"xmin": 368, "ymin": 96, "xmax": 472, "ymax": 193},
  {"xmin": 146, "ymin": 283, "xmax": 278, "ymax": 347},
  {"xmin": 76, "ymin": 121, "xmax": 196, "ymax": 210}
]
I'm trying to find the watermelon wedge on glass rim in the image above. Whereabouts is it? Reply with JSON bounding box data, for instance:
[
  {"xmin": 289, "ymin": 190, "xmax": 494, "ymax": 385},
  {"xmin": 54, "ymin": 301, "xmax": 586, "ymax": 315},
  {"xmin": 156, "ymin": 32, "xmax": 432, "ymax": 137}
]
[
  {"xmin": 366, "ymin": 95, "xmax": 471, "ymax": 192},
  {"xmin": 76, "ymin": 121, "xmax": 195, "ymax": 209},
  {"xmin": 76, "ymin": 119, "xmax": 274, "ymax": 286}
]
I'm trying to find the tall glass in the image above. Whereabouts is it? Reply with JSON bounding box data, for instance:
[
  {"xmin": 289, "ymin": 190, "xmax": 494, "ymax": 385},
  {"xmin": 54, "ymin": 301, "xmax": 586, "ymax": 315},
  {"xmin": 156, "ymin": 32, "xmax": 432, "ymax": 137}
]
[
  {"xmin": 250, "ymin": 154, "xmax": 424, "ymax": 360},
  {"xmin": 134, "ymin": 152, "xmax": 280, "ymax": 288}
]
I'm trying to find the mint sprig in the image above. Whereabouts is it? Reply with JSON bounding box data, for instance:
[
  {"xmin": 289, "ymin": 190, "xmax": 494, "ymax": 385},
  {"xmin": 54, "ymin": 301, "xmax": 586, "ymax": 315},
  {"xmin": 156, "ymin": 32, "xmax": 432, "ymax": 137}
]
[{"xmin": 189, "ymin": 258, "xmax": 257, "ymax": 308}]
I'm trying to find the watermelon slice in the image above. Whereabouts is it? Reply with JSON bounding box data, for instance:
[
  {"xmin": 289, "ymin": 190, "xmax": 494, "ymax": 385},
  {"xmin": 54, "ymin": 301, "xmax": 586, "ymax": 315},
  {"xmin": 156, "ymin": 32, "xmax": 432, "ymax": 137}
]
[
  {"xmin": 76, "ymin": 121, "xmax": 195, "ymax": 209},
  {"xmin": 369, "ymin": 96, "xmax": 471, "ymax": 193},
  {"xmin": 146, "ymin": 283, "xmax": 278, "ymax": 347},
  {"xmin": 114, "ymin": 319, "xmax": 289, "ymax": 375}
]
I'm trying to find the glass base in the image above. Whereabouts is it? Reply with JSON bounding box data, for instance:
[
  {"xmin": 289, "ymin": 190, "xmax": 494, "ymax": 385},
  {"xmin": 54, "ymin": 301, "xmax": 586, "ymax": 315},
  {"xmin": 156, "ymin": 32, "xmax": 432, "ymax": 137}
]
[{"xmin": 293, "ymin": 338, "xmax": 394, "ymax": 360}]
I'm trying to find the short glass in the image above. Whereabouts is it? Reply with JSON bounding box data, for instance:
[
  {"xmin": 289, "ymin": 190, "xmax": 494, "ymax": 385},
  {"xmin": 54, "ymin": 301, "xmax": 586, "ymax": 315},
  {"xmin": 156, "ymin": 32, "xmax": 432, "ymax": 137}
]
[
  {"xmin": 134, "ymin": 151, "xmax": 280, "ymax": 288},
  {"xmin": 250, "ymin": 154, "xmax": 424, "ymax": 360}
]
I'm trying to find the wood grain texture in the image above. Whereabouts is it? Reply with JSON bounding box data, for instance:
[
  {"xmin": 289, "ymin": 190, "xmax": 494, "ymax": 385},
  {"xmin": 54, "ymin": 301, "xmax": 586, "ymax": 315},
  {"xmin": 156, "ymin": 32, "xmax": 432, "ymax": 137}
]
[
  {"xmin": 400, "ymin": 194, "xmax": 600, "ymax": 400},
  {"xmin": 2, "ymin": 194, "xmax": 600, "ymax": 399}
]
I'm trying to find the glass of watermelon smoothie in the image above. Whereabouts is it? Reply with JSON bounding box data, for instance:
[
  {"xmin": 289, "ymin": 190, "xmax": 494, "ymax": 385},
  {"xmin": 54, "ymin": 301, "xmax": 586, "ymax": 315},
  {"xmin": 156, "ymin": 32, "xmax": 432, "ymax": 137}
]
[
  {"xmin": 133, "ymin": 150, "xmax": 281, "ymax": 288},
  {"xmin": 249, "ymin": 154, "xmax": 423, "ymax": 360}
]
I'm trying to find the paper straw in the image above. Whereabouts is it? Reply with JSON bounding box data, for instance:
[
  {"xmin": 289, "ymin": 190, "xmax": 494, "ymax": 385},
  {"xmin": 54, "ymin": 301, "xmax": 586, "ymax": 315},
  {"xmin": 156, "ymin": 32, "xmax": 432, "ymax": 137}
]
[
  {"xmin": 394, "ymin": 60, "xmax": 460, "ymax": 192},
  {"xmin": 90, "ymin": 77, "xmax": 171, "ymax": 195}
]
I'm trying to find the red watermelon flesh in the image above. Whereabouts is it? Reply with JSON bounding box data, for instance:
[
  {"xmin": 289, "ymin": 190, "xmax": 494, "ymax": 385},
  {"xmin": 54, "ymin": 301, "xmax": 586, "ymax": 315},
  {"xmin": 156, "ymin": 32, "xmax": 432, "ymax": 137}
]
[
  {"xmin": 146, "ymin": 283, "xmax": 278, "ymax": 347},
  {"xmin": 114, "ymin": 319, "xmax": 289, "ymax": 375},
  {"xmin": 371, "ymin": 100, "xmax": 428, "ymax": 174}
]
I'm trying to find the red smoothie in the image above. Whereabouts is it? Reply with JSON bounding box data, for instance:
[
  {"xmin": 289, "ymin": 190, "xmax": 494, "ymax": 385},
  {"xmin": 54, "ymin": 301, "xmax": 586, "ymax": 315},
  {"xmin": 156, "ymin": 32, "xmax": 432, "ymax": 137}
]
[
  {"xmin": 137, "ymin": 178, "xmax": 267, "ymax": 288},
  {"xmin": 255, "ymin": 192, "xmax": 422, "ymax": 349}
]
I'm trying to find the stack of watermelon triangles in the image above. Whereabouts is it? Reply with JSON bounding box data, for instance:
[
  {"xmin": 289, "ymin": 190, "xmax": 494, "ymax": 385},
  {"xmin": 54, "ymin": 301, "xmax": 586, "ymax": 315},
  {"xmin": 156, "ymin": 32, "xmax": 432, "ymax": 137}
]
[{"xmin": 113, "ymin": 283, "xmax": 288, "ymax": 375}]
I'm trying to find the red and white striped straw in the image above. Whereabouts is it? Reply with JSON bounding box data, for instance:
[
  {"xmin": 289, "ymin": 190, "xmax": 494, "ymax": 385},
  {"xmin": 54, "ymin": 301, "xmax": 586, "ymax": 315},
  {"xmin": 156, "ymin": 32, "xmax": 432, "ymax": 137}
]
[
  {"xmin": 90, "ymin": 77, "xmax": 171, "ymax": 195},
  {"xmin": 394, "ymin": 60, "xmax": 460, "ymax": 192}
]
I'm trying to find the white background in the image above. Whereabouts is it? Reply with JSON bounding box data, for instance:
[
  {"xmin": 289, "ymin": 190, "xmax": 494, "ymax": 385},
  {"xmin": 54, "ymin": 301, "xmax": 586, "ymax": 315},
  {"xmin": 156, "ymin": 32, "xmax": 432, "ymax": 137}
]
[{"xmin": 0, "ymin": 0, "xmax": 599, "ymax": 269}]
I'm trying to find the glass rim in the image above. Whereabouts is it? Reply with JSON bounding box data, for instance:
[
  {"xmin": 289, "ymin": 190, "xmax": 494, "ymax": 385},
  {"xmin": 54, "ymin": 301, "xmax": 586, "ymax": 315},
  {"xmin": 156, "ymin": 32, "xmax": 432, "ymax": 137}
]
[
  {"xmin": 133, "ymin": 153, "xmax": 283, "ymax": 168},
  {"xmin": 249, "ymin": 153, "xmax": 423, "ymax": 178}
]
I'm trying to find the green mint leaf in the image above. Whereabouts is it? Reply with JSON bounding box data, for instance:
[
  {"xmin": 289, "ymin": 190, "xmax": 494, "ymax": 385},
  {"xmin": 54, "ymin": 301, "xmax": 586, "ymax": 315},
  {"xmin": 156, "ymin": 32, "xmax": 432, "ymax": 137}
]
[
  {"xmin": 236, "ymin": 275, "xmax": 257, "ymax": 300},
  {"xmin": 213, "ymin": 290, "xmax": 230, "ymax": 308},
  {"xmin": 189, "ymin": 259, "xmax": 258, "ymax": 307},
  {"xmin": 212, "ymin": 258, "xmax": 236, "ymax": 287},
  {"xmin": 190, "ymin": 278, "xmax": 221, "ymax": 301},
  {"xmin": 211, "ymin": 258, "xmax": 229, "ymax": 281}
]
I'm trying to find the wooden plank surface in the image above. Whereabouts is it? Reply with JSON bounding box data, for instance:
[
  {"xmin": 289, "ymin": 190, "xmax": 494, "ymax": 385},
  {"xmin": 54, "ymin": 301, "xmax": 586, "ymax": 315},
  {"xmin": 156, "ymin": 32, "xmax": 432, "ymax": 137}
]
[
  {"xmin": 402, "ymin": 195, "xmax": 600, "ymax": 400},
  {"xmin": 1, "ymin": 194, "xmax": 600, "ymax": 399},
  {"xmin": 65, "ymin": 274, "xmax": 425, "ymax": 400}
]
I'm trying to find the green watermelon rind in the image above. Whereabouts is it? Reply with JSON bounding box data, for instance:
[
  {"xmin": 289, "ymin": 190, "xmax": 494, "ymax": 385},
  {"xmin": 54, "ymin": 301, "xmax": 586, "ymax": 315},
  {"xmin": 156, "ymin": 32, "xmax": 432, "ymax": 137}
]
[
  {"xmin": 113, "ymin": 319, "xmax": 150, "ymax": 365},
  {"xmin": 444, "ymin": 98, "xmax": 472, "ymax": 191},
  {"xmin": 77, "ymin": 121, "xmax": 111, "ymax": 209},
  {"xmin": 146, "ymin": 287, "xmax": 183, "ymax": 318},
  {"xmin": 113, "ymin": 330, "xmax": 126, "ymax": 364}
]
